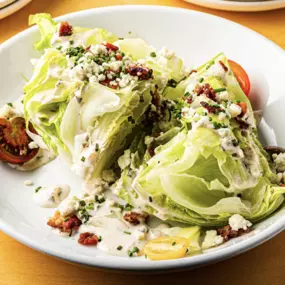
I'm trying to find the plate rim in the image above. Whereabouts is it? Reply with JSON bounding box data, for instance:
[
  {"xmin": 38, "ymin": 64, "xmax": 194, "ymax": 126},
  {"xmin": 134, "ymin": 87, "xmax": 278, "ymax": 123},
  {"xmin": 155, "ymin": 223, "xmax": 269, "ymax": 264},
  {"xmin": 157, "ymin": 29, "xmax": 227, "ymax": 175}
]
[
  {"xmin": 0, "ymin": 0, "xmax": 32, "ymax": 20},
  {"xmin": 183, "ymin": 0, "xmax": 285, "ymax": 12},
  {"xmin": 0, "ymin": 5, "xmax": 285, "ymax": 271}
]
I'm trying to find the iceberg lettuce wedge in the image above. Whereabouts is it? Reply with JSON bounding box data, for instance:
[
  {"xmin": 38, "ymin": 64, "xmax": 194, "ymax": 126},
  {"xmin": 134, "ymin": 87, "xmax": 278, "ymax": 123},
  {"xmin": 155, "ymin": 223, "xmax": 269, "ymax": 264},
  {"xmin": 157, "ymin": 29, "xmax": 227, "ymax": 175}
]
[{"xmin": 114, "ymin": 53, "xmax": 285, "ymax": 227}]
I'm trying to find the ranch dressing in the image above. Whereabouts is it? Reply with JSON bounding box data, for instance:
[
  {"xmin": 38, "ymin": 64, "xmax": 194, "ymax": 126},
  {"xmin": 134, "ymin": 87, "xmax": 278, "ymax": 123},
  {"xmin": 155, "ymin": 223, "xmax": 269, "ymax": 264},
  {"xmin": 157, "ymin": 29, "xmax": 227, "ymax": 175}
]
[{"xmin": 33, "ymin": 184, "xmax": 70, "ymax": 208}]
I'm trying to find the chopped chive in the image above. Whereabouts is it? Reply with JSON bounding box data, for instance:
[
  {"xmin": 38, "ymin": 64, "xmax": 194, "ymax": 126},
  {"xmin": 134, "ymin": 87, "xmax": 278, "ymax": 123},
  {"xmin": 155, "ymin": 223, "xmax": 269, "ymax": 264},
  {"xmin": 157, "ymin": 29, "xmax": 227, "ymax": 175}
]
[
  {"xmin": 214, "ymin": 88, "xmax": 227, "ymax": 93},
  {"xmin": 150, "ymin": 52, "xmax": 156, "ymax": 58},
  {"xmin": 117, "ymin": 204, "xmax": 125, "ymax": 211},
  {"xmin": 79, "ymin": 200, "xmax": 86, "ymax": 207},
  {"xmin": 98, "ymin": 236, "xmax": 102, "ymax": 242},
  {"xmin": 21, "ymin": 74, "xmax": 29, "ymax": 82},
  {"xmin": 95, "ymin": 195, "xmax": 105, "ymax": 204},
  {"xmin": 167, "ymin": 79, "xmax": 178, "ymax": 88},
  {"xmin": 99, "ymin": 197, "xmax": 105, "ymax": 203},
  {"xmin": 149, "ymin": 196, "xmax": 153, "ymax": 202},
  {"xmin": 7, "ymin": 103, "xmax": 13, "ymax": 107},
  {"xmin": 81, "ymin": 156, "xmax": 86, "ymax": 162},
  {"xmin": 184, "ymin": 92, "xmax": 190, "ymax": 97},
  {"xmin": 213, "ymin": 122, "xmax": 226, "ymax": 129},
  {"xmin": 56, "ymin": 46, "xmax": 62, "ymax": 50},
  {"xmin": 232, "ymin": 140, "xmax": 239, "ymax": 147},
  {"xmin": 95, "ymin": 143, "xmax": 99, "ymax": 152},
  {"xmin": 69, "ymin": 40, "xmax": 74, "ymax": 45},
  {"xmin": 172, "ymin": 242, "xmax": 176, "ymax": 246},
  {"xmin": 64, "ymin": 217, "xmax": 69, "ymax": 222},
  {"xmin": 124, "ymin": 231, "xmax": 131, "ymax": 235},
  {"xmin": 206, "ymin": 61, "xmax": 215, "ymax": 70},
  {"xmin": 35, "ymin": 186, "xmax": 42, "ymax": 193},
  {"xmin": 124, "ymin": 203, "xmax": 132, "ymax": 211},
  {"xmin": 86, "ymin": 203, "xmax": 94, "ymax": 210},
  {"xmin": 145, "ymin": 255, "xmax": 148, "ymax": 259},
  {"xmin": 209, "ymin": 117, "xmax": 212, "ymax": 121},
  {"xmin": 198, "ymin": 78, "xmax": 204, "ymax": 83},
  {"xmin": 118, "ymin": 37, "xmax": 124, "ymax": 40},
  {"xmin": 128, "ymin": 250, "xmax": 133, "ymax": 257},
  {"xmin": 132, "ymin": 247, "xmax": 139, "ymax": 253},
  {"xmin": 117, "ymin": 245, "xmax": 123, "ymax": 250}
]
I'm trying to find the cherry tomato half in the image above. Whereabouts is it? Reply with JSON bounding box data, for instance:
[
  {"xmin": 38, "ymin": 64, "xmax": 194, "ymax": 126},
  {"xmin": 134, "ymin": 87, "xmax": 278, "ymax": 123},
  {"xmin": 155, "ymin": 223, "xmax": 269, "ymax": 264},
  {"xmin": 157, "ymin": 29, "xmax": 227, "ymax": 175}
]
[
  {"xmin": 0, "ymin": 117, "xmax": 39, "ymax": 164},
  {"xmin": 228, "ymin": 60, "xmax": 251, "ymax": 96},
  {"xmin": 144, "ymin": 236, "xmax": 188, "ymax": 261}
]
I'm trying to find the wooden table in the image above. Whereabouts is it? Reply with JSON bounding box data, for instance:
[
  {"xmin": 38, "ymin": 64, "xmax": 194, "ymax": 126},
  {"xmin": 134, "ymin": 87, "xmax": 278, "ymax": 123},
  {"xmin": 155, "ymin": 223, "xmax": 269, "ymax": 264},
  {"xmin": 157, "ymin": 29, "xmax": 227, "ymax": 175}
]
[{"xmin": 1, "ymin": 1, "xmax": 285, "ymax": 284}]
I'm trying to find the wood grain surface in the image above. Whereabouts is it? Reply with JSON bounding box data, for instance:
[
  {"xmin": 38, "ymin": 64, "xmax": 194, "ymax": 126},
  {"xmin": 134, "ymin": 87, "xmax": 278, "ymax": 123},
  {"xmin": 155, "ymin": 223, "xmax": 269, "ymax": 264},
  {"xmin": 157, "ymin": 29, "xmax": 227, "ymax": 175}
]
[{"xmin": 0, "ymin": 0, "xmax": 285, "ymax": 284}]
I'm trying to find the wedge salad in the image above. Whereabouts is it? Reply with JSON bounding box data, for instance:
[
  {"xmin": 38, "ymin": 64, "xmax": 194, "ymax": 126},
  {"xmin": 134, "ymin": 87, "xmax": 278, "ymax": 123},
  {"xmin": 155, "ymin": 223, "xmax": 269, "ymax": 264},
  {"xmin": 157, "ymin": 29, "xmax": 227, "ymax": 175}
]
[{"xmin": 1, "ymin": 13, "xmax": 285, "ymax": 260}]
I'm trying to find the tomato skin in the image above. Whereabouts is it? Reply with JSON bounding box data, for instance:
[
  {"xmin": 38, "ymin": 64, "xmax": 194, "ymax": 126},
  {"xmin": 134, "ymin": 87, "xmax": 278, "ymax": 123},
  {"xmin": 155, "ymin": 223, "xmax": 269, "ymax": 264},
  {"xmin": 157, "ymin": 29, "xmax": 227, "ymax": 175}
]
[
  {"xmin": 103, "ymin": 42, "xmax": 119, "ymax": 51},
  {"xmin": 0, "ymin": 117, "xmax": 39, "ymax": 164},
  {"xmin": 237, "ymin": 102, "xmax": 247, "ymax": 116},
  {"xmin": 228, "ymin": 60, "xmax": 251, "ymax": 96}
]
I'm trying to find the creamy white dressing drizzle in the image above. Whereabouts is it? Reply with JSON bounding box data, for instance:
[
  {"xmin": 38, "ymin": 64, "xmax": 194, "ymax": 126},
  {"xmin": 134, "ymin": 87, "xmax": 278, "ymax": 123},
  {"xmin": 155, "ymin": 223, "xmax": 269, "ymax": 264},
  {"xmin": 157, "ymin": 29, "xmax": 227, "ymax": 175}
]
[
  {"xmin": 79, "ymin": 217, "xmax": 147, "ymax": 256},
  {"xmin": 77, "ymin": 208, "xmax": 166, "ymax": 256},
  {"xmin": 0, "ymin": 97, "xmax": 24, "ymax": 118},
  {"xmin": 10, "ymin": 148, "xmax": 57, "ymax": 171},
  {"xmin": 33, "ymin": 184, "xmax": 70, "ymax": 208},
  {"xmin": 20, "ymin": 31, "xmax": 265, "ymax": 258}
]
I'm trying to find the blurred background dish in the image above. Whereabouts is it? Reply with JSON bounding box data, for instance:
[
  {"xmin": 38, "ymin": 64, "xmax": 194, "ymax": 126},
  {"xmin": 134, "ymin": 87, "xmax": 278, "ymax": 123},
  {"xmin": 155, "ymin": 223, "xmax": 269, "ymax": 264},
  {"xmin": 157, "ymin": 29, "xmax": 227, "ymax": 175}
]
[
  {"xmin": 0, "ymin": 0, "xmax": 32, "ymax": 20},
  {"xmin": 183, "ymin": 0, "xmax": 285, "ymax": 12},
  {"xmin": 0, "ymin": 0, "xmax": 16, "ymax": 9}
]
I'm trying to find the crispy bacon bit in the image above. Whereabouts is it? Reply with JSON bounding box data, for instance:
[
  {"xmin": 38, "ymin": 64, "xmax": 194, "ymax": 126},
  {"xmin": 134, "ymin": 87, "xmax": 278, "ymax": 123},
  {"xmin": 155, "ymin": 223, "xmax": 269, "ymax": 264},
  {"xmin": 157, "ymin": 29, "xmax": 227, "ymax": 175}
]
[
  {"xmin": 148, "ymin": 144, "xmax": 155, "ymax": 157},
  {"xmin": 195, "ymin": 83, "xmax": 216, "ymax": 101},
  {"xmin": 58, "ymin": 22, "xmax": 73, "ymax": 36},
  {"xmin": 217, "ymin": 225, "xmax": 250, "ymax": 242},
  {"xmin": 235, "ymin": 117, "xmax": 249, "ymax": 129},
  {"xmin": 124, "ymin": 212, "xmax": 148, "ymax": 225},
  {"xmin": 47, "ymin": 211, "xmax": 64, "ymax": 228},
  {"xmin": 100, "ymin": 79, "xmax": 119, "ymax": 89},
  {"xmin": 78, "ymin": 232, "xmax": 98, "ymax": 245},
  {"xmin": 115, "ymin": 53, "xmax": 123, "ymax": 60},
  {"xmin": 126, "ymin": 65, "xmax": 153, "ymax": 80},
  {"xmin": 200, "ymin": 101, "xmax": 222, "ymax": 114},
  {"xmin": 183, "ymin": 97, "xmax": 193, "ymax": 104},
  {"xmin": 85, "ymin": 45, "xmax": 95, "ymax": 55},
  {"xmin": 219, "ymin": 60, "xmax": 228, "ymax": 72},
  {"xmin": 63, "ymin": 216, "xmax": 82, "ymax": 232},
  {"xmin": 103, "ymin": 42, "xmax": 119, "ymax": 51},
  {"xmin": 151, "ymin": 85, "xmax": 160, "ymax": 107},
  {"xmin": 189, "ymin": 69, "xmax": 197, "ymax": 76},
  {"xmin": 47, "ymin": 211, "xmax": 82, "ymax": 234},
  {"xmin": 237, "ymin": 102, "xmax": 247, "ymax": 117}
]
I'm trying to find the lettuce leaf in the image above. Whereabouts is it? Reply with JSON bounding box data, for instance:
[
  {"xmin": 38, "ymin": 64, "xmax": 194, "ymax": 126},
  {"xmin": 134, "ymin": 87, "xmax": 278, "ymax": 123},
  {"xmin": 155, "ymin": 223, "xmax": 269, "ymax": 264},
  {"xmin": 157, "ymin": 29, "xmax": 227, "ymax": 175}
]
[
  {"xmin": 29, "ymin": 13, "xmax": 57, "ymax": 51},
  {"xmin": 29, "ymin": 13, "xmax": 118, "ymax": 52},
  {"xmin": 114, "ymin": 53, "xmax": 285, "ymax": 227},
  {"xmin": 115, "ymin": 38, "xmax": 187, "ymax": 90}
]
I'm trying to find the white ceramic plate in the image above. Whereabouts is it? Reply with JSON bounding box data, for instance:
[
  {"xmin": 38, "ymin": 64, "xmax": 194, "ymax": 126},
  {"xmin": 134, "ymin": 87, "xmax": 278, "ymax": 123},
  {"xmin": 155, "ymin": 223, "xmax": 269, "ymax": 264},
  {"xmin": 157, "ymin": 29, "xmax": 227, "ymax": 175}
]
[
  {"xmin": 184, "ymin": 0, "xmax": 285, "ymax": 12},
  {"xmin": 0, "ymin": 0, "xmax": 32, "ymax": 20},
  {"xmin": 0, "ymin": 5, "xmax": 285, "ymax": 272}
]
